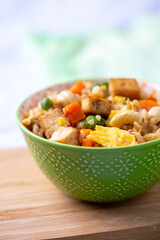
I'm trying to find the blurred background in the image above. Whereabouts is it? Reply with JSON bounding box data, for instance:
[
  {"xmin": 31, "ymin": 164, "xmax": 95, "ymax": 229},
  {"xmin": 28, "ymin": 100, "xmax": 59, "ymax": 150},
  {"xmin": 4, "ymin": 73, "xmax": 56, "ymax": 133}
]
[{"xmin": 0, "ymin": 0, "xmax": 160, "ymax": 149}]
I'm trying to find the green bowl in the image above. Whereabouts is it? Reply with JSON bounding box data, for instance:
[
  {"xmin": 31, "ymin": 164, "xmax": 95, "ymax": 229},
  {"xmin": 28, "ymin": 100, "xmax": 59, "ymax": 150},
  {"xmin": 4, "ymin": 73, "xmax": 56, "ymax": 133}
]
[{"xmin": 16, "ymin": 80, "xmax": 160, "ymax": 202}]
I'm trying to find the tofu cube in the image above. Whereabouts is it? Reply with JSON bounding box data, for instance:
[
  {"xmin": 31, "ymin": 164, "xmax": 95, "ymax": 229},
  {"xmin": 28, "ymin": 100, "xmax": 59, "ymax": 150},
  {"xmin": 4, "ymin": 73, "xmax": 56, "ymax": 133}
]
[
  {"xmin": 39, "ymin": 108, "xmax": 69, "ymax": 139},
  {"xmin": 81, "ymin": 97, "xmax": 112, "ymax": 116},
  {"xmin": 50, "ymin": 127, "xmax": 79, "ymax": 145},
  {"xmin": 109, "ymin": 78, "xmax": 140, "ymax": 100}
]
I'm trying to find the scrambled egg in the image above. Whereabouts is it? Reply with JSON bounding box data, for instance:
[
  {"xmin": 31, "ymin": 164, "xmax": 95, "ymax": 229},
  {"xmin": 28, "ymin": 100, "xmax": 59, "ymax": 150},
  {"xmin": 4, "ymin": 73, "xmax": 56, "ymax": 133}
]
[{"xmin": 88, "ymin": 126, "xmax": 137, "ymax": 147}]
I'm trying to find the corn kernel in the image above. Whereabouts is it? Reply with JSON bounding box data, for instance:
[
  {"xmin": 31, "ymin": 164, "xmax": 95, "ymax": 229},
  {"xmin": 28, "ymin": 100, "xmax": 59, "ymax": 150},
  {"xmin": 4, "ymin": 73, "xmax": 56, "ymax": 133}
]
[
  {"xmin": 58, "ymin": 117, "xmax": 67, "ymax": 126},
  {"xmin": 105, "ymin": 110, "xmax": 121, "ymax": 126},
  {"xmin": 113, "ymin": 96, "xmax": 126, "ymax": 105},
  {"xmin": 22, "ymin": 117, "xmax": 31, "ymax": 126}
]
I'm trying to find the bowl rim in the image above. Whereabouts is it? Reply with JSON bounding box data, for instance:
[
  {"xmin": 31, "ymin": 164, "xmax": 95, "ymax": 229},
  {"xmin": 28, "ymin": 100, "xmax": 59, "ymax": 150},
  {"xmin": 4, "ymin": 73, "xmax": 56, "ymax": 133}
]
[{"xmin": 16, "ymin": 79, "xmax": 160, "ymax": 151}]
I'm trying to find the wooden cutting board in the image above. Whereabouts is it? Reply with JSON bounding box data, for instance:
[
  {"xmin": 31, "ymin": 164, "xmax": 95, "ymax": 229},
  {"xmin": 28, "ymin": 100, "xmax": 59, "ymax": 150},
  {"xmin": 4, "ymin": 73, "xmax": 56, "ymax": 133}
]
[{"xmin": 1, "ymin": 148, "xmax": 160, "ymax": 240}]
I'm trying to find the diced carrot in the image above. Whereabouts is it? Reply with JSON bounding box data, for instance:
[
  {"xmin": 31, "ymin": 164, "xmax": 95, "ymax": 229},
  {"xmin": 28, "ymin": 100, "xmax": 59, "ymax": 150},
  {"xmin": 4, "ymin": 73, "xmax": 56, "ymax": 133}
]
[
  {"xmin": 70, "ymin": 81, "xmax": 86, "ymax": 95},
  {"xmin": 139, "ymin": 100, "xmax": 159, "ymax": 111},
  {"xmin": 79, "ymin": 129, "xmax": 93, "ymax": 143},
  {"xmin": 82, "ymin": 139, "xmax": 94, "ymax": 147},
  {"xmin": 142, "ymin": 82, "xmax": 147, "ymax": 87},
  {"xmin": 148, "ymin": 96, "xmax": 157, "ymax": 102},
  {"xmin": 80, "ymin": 129, "xmax": 92, "ymax": 138},
  {"xmin": 63, "ymin": 101, "xmax": 86, "ymax": 125},
  {"xmin": 148, "ymin": 90, "xmax": 157, "ymax": 102}
]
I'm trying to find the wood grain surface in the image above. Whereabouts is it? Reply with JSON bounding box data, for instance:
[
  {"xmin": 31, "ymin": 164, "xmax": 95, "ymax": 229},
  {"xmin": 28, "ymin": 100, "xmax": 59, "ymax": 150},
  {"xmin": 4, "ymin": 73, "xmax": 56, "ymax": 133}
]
[{"xmin": 0, "ymin": 148, "xmax": 160, "ymax": 240}]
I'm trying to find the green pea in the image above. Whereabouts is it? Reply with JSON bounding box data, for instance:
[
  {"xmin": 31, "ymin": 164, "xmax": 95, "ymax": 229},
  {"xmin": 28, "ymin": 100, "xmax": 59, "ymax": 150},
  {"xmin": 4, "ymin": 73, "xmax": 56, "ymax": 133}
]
[
  {"xmin": 101, "ymin": 81, "xmax": 109, "ymax": 88},
  {"xmin": 91, "ymin": 83, "xmax": 101, "ymax": 90},
  {"xmin": 91, "ymin": 82, "xmax": 109, "ymax": 91},
  {"xmin": 41, "ymin": 97, "xmax": 53, "ymax": 110},
  {"xmin": 95, "ymin": 115, "xmax": 105, "ymax": 126},
  {"xmin": 84, "ymin": 115, "xmax": 97, "ymax": 129}
]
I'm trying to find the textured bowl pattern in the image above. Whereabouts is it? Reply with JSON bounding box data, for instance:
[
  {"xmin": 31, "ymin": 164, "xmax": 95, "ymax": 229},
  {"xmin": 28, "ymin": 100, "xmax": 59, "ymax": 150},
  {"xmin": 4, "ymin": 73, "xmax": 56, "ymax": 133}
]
[
  {"xmin": 17, "ymin": 80, "xmax": 160, "ymax": 202},
  {"xmin": 23, "ymin": 133, "xmax": 160, "ymax": 202}
]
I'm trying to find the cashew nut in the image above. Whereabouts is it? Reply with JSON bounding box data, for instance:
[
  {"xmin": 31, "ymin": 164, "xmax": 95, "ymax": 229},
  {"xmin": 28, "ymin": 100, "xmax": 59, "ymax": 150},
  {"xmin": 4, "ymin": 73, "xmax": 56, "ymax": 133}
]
[
  {"xmin": 91, "ymin": 85, "xmax": 107, "ymax": 98},
  {"xmin": 56, "ymin": 90, "xmax": 81, "ymax": 107},
  {"xmin": 109, "ymin": 110, "xmax": 143, "ymax": 128},
  {"xmin": 143, "ymin": 128, "xmax": 160, "ymax": 142},
  {"xmin": 148, "ymin": 106, "xmax": 160, "ymax": 125}
]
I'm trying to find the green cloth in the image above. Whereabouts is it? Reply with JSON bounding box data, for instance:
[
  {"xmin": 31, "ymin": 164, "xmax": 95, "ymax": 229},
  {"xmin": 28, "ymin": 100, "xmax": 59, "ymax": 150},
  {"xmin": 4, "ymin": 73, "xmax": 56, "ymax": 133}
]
[{"xmin": 30, "ymin": 16, "xmax": 160, "ymax": 84}]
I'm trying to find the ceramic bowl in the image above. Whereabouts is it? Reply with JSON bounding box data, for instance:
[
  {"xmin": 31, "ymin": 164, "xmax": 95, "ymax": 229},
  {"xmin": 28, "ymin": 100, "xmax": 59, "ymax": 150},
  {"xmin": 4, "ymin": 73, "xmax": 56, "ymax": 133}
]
[{"xmin": 16, "ymin": 80, "xmax": 160, "ymax": 202}]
